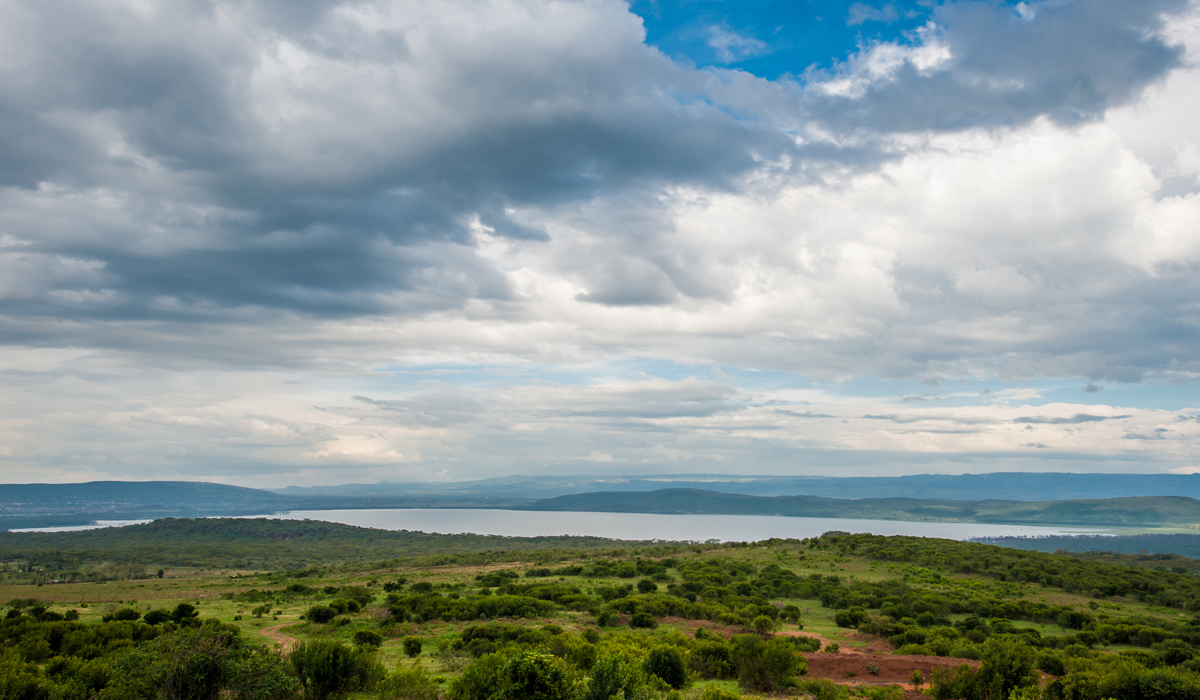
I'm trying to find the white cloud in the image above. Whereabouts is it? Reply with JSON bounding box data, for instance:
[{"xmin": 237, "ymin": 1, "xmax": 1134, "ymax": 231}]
[{"xmin": 0, "ymin": 0, "xmax": 1198, "ymax": 483}]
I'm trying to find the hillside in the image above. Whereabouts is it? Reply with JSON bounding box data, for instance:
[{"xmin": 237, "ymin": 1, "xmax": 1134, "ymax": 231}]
[
  {"xmin": 0, "ymin": 517, "xmax": 657, "ymax": 573},
  {"xmin": 272, "ymin": 471, "xmax": 1200, "ymax": 501},
  {"xmin": 521, "ymin": 488, "xmax": 1200, "ymax": 527}
]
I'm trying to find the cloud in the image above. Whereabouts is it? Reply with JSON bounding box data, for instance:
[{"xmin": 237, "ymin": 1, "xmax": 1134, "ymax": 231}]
[
  {"xmin": 1, "ymin": 0, "xmax": 1199, "ymax": 483},
  {"xmin": 847, "ymin": 3, "xmax": 900, "ymax": 26},
  {"xmin": 706, "ymin": 26, "xmax": 770, "ymax": 64},
  {"xmin": 1013, "ymin": 414, "xmax": 1132, "ymax": 425}
]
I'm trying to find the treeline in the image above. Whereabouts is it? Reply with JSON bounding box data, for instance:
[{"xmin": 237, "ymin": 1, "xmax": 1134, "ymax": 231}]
[
  {"xmin": 525, "ymin": 488, "xmax": 1200, "ymax": 527},
  {"xmin": 974, "ymin": 533, "xmax": 1200, "ymax": 561},
  {"xmin": 0, "ymin": 518, "xmax": 662, "ymax": 572}
]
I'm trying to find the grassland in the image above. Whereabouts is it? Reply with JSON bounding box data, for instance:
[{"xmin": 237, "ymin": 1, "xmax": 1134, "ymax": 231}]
[{"xmin": 7, "ymin": 520, "xmax": 1200, "ymax": 699}]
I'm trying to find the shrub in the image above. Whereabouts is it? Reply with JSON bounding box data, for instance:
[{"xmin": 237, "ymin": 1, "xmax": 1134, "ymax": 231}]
[
  {"xmin": 629, "ymin": 612, "xmax": 657, "ymax": 629},
  {"xmin": 106, "ymin": 624, "xmax": 298, "ymax": 700},
  {"xmin": 797, "ymin": 678, "xmax": 849, "ymax": 700},
  {"xmin": 637, "ymin": 579, "xmax": 658, "ymax": 594},
  {"xmin": 976, "ymin": 638, "xmax": 1037, "ymax": 700},
  {"xmin": 584, "ymin": 649, "xmax": 651, "ymax": 700},
  {"xmin": 171, "ymin": 603, "xmax": 199, "ymax": 625},
  {"xmin": 291, "ymin": 639, "xmax": 384, "ymax": 700},
  {"xmin": 111, "ymin": 608, "xmax": 141, "ymax": 622},
  {"xmin": 378, "ymin": 664, "xmax": 439, "ymax": 700},
  {"xmin": 696, "ymin": 686, "xmax": 744, "ymax": 700},
  {"xmin": 645, "ymin": 646, "xmax": 687, "ymax": 689},
  {"xmin": 403, "ymin": 637, "xmax": 423, "ymax": 658},
  {"xmin": 450, "ymin": 649, "xmax": 576, "ymax": 700},
  {"xmin": 306, "ymin": 605, "xmax": 338, "ymax": 624},
  {"xmin": 752, "ymin": 615, "xmax": 775, "ymax": 634},
  {"xmin": 834, "ymin": 607, "xmax": 867, "ymax": 629},
  {"xmin": 731, "ymin": 635, "xmax": 803, "ymax": 692},
  {"xmin": 354, "ymin": 630, "xmax": 384, "ymax": 648}
]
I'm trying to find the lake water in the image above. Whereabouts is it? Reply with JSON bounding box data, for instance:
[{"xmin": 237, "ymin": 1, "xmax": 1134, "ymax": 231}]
[
  {"xmin": 265, "ymin": 508, "xmax": 1109, "ymax": 542},
  {"xmin": 8, "ymin": 519, "xmax": 152, "ymax": 533}
]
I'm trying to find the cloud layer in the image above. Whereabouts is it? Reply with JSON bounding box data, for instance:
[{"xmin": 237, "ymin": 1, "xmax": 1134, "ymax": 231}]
[{"xmin": 1, "ymin": 0, "xmax": 1198, "ymax": 483}]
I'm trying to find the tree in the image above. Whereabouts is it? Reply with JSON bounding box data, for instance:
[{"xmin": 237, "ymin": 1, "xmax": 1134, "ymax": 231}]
[{"xmin": 170, "ymin": 603, "xmax": 199, "ymax": 626}]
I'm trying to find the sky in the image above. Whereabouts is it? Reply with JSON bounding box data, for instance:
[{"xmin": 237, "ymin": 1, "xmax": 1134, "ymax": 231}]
[{"xmin": 1, "ymin": 0, "xmax": 1200, "ymax": 487}]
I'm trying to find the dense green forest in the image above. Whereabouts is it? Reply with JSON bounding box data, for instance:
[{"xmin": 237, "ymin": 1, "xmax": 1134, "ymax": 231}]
[{"xmin": 524, "ymin": 488, "xmax": 1200, "ymax": 527}]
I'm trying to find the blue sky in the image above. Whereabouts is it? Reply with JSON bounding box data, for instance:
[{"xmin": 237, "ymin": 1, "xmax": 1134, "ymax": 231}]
[
  {"xmin": 632, "ymin": 0, "xmax": 940, "ymax": 77},
  {"xmin": 0, "ymin": 0, "xmax": 1198, "ymax": 485}
]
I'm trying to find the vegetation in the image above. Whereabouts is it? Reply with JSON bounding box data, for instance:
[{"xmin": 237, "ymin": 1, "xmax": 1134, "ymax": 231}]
[
  {"xmin": 976, "ymin": 534, "xmax": 1200, "ymax": 561},
  {"xmin": 0, "ymin": 518, "xmax": 661, "ymax": 574},
  {"xmin": 524, "ymin": 488, "xmax": 1200, "ymax": 527},
  {"xmin": 6, "ymin": 522, "xmax": 1200, "ymax": 698}
]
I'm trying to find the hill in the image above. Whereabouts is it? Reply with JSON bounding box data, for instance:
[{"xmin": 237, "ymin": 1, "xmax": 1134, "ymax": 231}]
[
  {"xmin": 0, "ymin": 517, "xmax": 658, "ymax": 573},
  {"xmin": 272, "ymin": 471, "xmax": 1200, "ymax": 501},
  {"xmin": 521, "ymin": 488, "xmax": 1200, "ymax": 527}
]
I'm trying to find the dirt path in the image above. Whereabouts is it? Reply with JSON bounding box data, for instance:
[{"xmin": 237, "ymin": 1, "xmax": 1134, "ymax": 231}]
[{"xmin": 261, "ymin": 623, "xmax": 300, "ymax": 653}]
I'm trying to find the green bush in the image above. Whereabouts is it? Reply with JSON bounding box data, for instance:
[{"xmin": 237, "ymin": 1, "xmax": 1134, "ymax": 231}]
[
  {"xmin": 104, "ymin": 624, "xmax": 297, "ymax": 700},
  {"xmin": 111, "ymin": 608, "xmax": 141, "ymax": 622},
  {"xmin": 377, "ymin": 664, "xmax": 439, "ymax": 700},
  {"xmin": 645, "ymin": 646, "xmax": 687, "ymax": 689},
  {"xmin": 402, "ymin": 638, "xmax": 423, "ymax": 658},
  {"xmin": 584, "ymin": 649, "xmax": 650, "ymax": 700},
  {"xmin": 730, "ymin": 635, "xmax": 803, "ymax": 692},
  {"xmin": 450, "ymin": 649, "xmax": 576, "ymax": 700},
  {"xmin": 797, "ymin": 678, "xmax": 848, "ymax": 700},
  {"xmin": 354, "ymin": 630, "xmax": 383, "ymax": 648},
  {"xmin": 629, "ymin": 612, "xmax": 657, "ymax": 629},
  {"xmin": 305, "ymin": 606, "xmax": 338, "ymax": 624},
  {"xmin": 752, "ymin": 615, "xmax": 775, "ymax": 634},
  {"xmin": 291, "ymin": 639, "xmax": 383, "ymax": 700},
  {"xmin": 976, "ymin": 638, "xmax": 1037, "ymax": 700}
]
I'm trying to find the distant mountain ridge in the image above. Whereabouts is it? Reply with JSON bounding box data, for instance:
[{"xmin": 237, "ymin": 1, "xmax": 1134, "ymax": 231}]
[
  {"xmin": 520, "ymin": 488, "xmax": 1200, "ymax": 527},
  {"xmin": 0, "ymin": 481, "xmax": 294, "ymax": 516},
  {"xmin": 6, "ymin": 472, "xmax": 1200, "ymax": 531},
  {"xmin": 270, "ymin": 472, "xmax": 1200, "ymax": 501}
]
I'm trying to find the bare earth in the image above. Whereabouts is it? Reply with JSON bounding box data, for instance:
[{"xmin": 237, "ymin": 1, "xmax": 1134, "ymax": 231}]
[{"xmin": 261, "ymin": 623, "xmax": 300, "ymax": 653}]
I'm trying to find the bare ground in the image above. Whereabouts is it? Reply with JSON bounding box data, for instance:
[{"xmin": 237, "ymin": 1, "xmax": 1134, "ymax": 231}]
[{"xmin": 261, "ymin": 622, "xmax": 300, "ymax": 653}]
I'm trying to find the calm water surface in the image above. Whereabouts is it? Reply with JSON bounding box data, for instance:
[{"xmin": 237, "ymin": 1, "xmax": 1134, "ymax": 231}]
[
  {"xmin": 266, "ymin": 508, "xmax": 1108, "ymax": 541},
  {"xmin": 9, "ymin": 519, "xmax": 152, "ymax": 533}
]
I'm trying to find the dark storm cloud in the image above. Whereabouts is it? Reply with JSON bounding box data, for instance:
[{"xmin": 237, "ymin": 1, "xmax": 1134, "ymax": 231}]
[
  {"xmin": 0, "ymin": 0, "xmax": 797, "ymax": 322},
  {"xmin": 0, "ymin": 0, "xmax": 1189, "ymax": 330}
]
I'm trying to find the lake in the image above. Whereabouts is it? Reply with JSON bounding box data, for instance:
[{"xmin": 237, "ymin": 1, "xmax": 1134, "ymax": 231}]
[{"xmin": 264, "ymin": 508, "xmax": 1109, "ymax": 542}]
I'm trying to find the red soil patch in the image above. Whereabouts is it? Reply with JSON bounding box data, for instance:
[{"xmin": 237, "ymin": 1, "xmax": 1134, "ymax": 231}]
[{"xmin": 804, "ymin": 651, "xmax": 979, "ymax": 686}]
